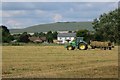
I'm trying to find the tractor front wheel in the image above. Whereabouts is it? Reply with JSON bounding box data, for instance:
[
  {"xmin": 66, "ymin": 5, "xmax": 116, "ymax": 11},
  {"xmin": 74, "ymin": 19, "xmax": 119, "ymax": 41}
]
[
  {"xmin": 67, "ymin": 46, "xmax": 73, "ymax": 50},
  {"xmin": 78, "ymin": 43, "xmax": 88, "ymax": 50}
]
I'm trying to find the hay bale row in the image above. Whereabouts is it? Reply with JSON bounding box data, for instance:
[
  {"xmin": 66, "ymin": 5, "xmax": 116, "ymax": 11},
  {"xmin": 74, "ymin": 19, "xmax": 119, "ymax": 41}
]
[{"xmin": 90, "ymin": 41, "xmax": 112, "ymax": 50}]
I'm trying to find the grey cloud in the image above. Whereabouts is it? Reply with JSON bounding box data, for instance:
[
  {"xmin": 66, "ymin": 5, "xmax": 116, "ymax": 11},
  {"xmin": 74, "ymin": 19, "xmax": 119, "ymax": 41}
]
[
  {"xmin": 2, "ymin": 2, "xmax": 75, "ymax": 11},
  {"xmin": 1, "ymin": 2, "xmax": 118, "ymax": 29}
]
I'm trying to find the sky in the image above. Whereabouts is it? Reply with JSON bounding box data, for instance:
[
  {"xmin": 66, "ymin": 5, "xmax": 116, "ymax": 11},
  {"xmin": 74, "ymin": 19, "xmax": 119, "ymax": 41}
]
[
  {"xmin": 1, "ymin": 2, "xmax": 118, "ymax": 29},
  {"xmin": 1, "ymin": 0, "xmax": 119, "ymax": 2}
]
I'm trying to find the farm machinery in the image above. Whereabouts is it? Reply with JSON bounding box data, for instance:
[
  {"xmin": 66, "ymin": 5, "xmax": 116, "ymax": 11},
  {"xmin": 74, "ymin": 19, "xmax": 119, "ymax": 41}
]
[
  {"xmin": 65, "ymin": 37, "xmax": 88, "ymax": 50},
  {"xmin": 65, "ymin": 37, "xmax": 113, "ymax": 50}
]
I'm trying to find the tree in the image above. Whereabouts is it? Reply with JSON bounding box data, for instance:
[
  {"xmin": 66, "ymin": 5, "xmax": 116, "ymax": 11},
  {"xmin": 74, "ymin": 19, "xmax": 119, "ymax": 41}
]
[
  {"xmin": 76, "ymin": 29, "xmax": 92, "ymax": 43},
  {"xmin": 12, "ymin": 34, "xmax": 21, "ymax": 41},
  {"xmin": 1, "ymin": 25, "xmax": 14, "ymax": 43},
  {"xmin": 46, "ymin": 31, "xmax": 53, "ymax": 43},
  {"xmin": 92, "ymin": 8, "xmax": 120, "ymax": 43},
  {"xmin": 68, "ymin": 31, "xmax": 72, "ymax": 33},
  {"xmin": 18, "ymin": 32, "xmax": 30, "ymax": 43},
  {"xmin": 33, "ymin": 32, "xmax": 39, "ymax": 37},
  {"xmin": 76, "ymin": 29, "xmax": 88, "ymax": 37},
  {"xmin": 52, "ymin": 31, "xmax": 58, "ymax": 39},
  {"xmin": 39, "ymin": 32, "xmax": 45, "ymax": 37}
]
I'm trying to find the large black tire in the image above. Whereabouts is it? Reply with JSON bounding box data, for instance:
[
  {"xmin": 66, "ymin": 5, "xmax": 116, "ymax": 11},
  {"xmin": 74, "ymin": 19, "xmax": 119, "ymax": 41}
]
[
  {"xmin": 109, "ymin": 47, "xmax": 112, "ymax": 50},
  {"xmin": 67, "ymin": 46, "xmax": 73, "ymax": 50},
  {"xmin": 78, "ymin": 43, "xmax": 88, "ymax": 50},
  {"xmin": 91, "ymin": 46, "xmax": 95, "ymax": 49},
  {"xmin": 104, "ymin": 47, "xmax": 106, "ymax": 50},
  {"xmin": 72, "ymin": 47, "xmax": 75, "ymax": 50},
  {"xmin": 112, "ymin": 46, "xmax": 114, "ymax": 48}
]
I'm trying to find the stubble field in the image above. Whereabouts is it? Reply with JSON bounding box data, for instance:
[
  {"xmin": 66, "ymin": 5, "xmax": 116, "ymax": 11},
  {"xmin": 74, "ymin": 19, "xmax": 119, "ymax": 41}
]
[{"xmin": 2, "ymin": 46, "xmax": 118, "ymax": 78}]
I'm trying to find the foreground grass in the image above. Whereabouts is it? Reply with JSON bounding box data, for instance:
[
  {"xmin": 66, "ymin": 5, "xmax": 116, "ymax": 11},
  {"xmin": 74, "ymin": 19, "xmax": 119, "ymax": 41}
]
[{"xmin": 2, "ymin": 46, "xmax": 118, "ymax": 78}]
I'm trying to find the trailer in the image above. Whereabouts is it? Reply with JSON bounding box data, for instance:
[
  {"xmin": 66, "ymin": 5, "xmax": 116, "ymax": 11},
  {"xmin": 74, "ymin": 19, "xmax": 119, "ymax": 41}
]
[{"xmin": 90, "ymin": 41, "xmax": 113, "ymax": 50}]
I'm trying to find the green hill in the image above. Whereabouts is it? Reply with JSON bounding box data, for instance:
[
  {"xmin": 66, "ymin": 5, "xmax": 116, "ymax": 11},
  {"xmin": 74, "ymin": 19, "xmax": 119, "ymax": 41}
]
[{"xmin": 10, "ymin": 22, "xmax": 94, "ymax": 33}]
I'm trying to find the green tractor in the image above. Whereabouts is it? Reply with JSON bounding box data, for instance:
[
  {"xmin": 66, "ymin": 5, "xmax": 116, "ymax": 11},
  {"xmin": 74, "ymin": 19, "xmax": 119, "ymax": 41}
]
[{"xmin": 65, "ymin": 37, "xmax": 88, "ymax": 50}]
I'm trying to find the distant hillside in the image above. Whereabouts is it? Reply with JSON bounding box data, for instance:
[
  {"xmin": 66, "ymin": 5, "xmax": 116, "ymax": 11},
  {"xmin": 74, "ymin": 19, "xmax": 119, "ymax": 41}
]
[{"xmin": 10, "ymin": 22, "xmax": 94, "ymax": 33}]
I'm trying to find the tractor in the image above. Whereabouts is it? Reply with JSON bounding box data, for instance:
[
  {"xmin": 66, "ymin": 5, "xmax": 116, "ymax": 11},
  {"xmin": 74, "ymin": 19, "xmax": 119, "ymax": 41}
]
[{"xmin": 65, "ymin": 37, "xmax": 88, "ymax": 50}]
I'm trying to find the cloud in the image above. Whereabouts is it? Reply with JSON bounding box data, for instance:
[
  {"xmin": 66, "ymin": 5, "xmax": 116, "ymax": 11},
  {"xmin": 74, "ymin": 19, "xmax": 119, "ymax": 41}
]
[
  {"xmin": 35, "ymin": 10, "xmax": 45, "ymax": 15},
  {"xmin": 2, "ymin": 2, "xmax": 74, "ymax": 11},
  {"xmin": 2, "ymin": 2, "xmax": 118, "ymax": 12},
  {"xmin": 2, "ymin": 2, "xmax": 36, "ymax": 10},
  {"xmin": 86, "ymin": 3, "xmax": 93, "ymax": 7},
  {"xmin": 2, "ymin": 0, "xmax": 119, "ymax": 2},
  {"xmin": 0, "ymin": 11, "xmax": 2, "ymax": 17},
  {"xmin": 1, "ymin": 2, "xmax": 118, "ymax": 29},
  {"xmin": 2, "ymin": 10, "xmax": 27, "ymax": 17},
  {"xmin": 4, "ymin": 19, "xmax": 22, "ymax": 29},
  {"xmin": 2, "ymin": 17, "xmax": 53, "ymax": 29},
  {"xmin": 53, "ymin": 14, "xmax": 63, "ymax": 22}
]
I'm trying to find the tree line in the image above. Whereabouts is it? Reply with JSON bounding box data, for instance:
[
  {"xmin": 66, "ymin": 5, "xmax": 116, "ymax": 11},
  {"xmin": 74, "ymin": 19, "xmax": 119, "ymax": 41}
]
[
  {"xmin": 92, "ymin": 8, "xmax": 119, "ymax": 44},
  {"xmin": 1, "ymin": 25, "xmax": 58, "ymax": 43}
]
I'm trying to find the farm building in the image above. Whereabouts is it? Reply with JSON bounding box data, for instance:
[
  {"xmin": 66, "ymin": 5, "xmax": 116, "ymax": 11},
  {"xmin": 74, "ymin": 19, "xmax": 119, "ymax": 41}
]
[
  {"xmin": 29, "ymin": 37, "xmax": 46, "ymax": 43},
  {"xmin": 57, "ymin": 33, "xmax": 76, "ymax": 44}
]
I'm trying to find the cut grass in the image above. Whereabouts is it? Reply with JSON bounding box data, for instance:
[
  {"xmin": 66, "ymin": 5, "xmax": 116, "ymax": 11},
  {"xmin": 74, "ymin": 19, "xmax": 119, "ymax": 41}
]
[{"xmin": 2, "ymin": 46, "xmax": 118, "ymax": 78}]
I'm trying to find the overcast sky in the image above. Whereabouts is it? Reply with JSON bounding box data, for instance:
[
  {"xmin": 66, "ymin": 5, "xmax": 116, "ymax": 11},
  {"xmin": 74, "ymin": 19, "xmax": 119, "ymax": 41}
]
[{"xmin": 1, "ymin": 2, "xmax": 118, "ymax": 29}]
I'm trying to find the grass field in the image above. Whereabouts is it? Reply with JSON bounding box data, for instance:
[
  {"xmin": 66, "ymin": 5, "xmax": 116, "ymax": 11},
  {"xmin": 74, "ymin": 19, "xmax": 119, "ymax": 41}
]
[{"xmin": 2, "ymin": 46, "xmax": 118, "ymax": 78}]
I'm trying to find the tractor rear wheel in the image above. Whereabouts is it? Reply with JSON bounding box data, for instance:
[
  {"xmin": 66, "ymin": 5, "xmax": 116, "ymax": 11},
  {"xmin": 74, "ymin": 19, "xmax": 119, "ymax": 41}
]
[
  {"xmin": 78, "ymin": 43, "xmax": 88, "ymax": 50},
  {"xmin": 67, "ymin": 46, "xmax": 73, "ymax": 50}
]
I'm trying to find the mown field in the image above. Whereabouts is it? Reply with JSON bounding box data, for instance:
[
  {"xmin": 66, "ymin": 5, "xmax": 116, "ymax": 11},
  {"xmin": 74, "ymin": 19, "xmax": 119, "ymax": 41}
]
[{"xmin": 2, "ymin": 46, "xmax": 118, "ymax": 78}]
